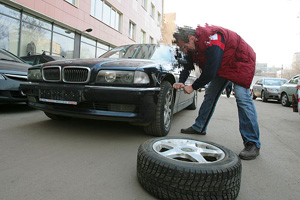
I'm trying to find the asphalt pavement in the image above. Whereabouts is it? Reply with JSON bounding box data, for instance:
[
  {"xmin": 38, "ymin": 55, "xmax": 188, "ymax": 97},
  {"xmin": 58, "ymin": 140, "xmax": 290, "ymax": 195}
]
[{"xmin": 0, "ymin": 92, "xmax": 299, "ymax": 200}]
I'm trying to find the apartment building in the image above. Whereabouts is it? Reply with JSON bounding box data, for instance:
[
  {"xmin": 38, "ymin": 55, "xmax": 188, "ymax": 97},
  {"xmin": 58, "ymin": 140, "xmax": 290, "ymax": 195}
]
[{"xmin": 0, "ymin": 0, "xmax": 163, "ymax": 59}]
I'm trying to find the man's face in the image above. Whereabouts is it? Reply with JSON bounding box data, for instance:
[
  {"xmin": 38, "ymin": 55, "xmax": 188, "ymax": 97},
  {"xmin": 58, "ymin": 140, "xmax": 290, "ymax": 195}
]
[{"xmin": 176, "ymin": 36, "xmax": 196, "ymax": 54}]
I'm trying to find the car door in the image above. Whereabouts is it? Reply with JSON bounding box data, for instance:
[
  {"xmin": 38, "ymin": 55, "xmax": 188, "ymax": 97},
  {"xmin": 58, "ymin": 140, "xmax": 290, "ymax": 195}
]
[
  {"xmin": 253, "ymin": 79, "xmax": 263, "ymax": 97},
  {"xmin": 286, "ymin": 75, "xmax": 299, "ymax": 101}
]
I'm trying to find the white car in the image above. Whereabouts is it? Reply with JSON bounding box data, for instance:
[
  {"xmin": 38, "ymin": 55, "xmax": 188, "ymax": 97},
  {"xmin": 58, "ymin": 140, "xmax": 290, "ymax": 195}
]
[{"xmin": 279, "ymin": 74, "xmax": 300, "ymax": 107}]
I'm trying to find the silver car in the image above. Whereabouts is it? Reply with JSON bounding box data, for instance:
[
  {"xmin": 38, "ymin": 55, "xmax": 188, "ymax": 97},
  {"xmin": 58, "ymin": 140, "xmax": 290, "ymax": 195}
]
[
  {"xmin": 279, "ymin": 74, "xmax": 300, "ymax": 107},
  {"xmin": 252, "ymin": 78, "xmax": 287, "ymax": 102}
]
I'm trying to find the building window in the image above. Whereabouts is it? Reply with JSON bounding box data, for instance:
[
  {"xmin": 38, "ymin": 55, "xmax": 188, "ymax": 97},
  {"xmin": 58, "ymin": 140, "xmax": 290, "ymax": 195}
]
[
  {"xmin": 142, "ymin": 0, "xmax": 147, "ymax": 10},
  {"xmin": 96, "ymin": 42, "xmax": 110, "ymax": 57},
  {"xmin": 151, "ymin": 3, "xmax": 155, "ymax": 19},
  {"xmin": 141, "ymin": 29, "xmax": 146, "ymax": 44},
  {"xmin": 65, "ymin": 0, "xmax": 78, "ymax": 7},
  {"xmin": 149, "ymin": 36, "xmax": 153, "ymax": 44},
  {"xmin": 20, "ymin": 13, "xmax": 52, "ymax": 57},
  {"xmin": 129, "ymin": 21, "xmax": 136, "ymax": 40},
  {"xmin": 52, "ymin": 25, "xmax": 75, "ymax": 59},
  {"xmin": 0, "ymin": 3, "xmax": 21, "ymax": 55},
  {"xmin": 91, "ymin": 0, "xmax": 103, "ymax": 20},
  {"xmin": 157, "ymin": 12, "xmax": 161, "ymax": 25},
  {"xmin": 103, "ymin": 3, "xmax": 110, "ymax": 25},
  {"xmin": 91, "ymin": 0, "xmax": 121, "ymax": 31},
  {"xmin": 80, "ymin": 36, "xmax": 96, "ymax": 58}
]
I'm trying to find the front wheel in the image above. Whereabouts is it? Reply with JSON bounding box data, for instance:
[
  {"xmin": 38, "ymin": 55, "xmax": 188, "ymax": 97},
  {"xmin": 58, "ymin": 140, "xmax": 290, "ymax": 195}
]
[
  {"xmin": 144, "ymin": 81, "xmax": 174, "ymax": 137},
  {"xmin": 262, "ymin": 91, "xmax": 267, "ymax": 102},
  {"xmin": 252, "ymin": 91, "xmax": 257, "ymax": 100},
  {"xmin": 281, "ymin": 93, "xmax": 290, "ymax": 107}
]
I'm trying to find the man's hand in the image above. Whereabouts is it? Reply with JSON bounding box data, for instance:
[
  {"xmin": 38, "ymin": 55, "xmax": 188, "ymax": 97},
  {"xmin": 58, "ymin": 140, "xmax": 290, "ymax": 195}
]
[
  {"xmin": 173, "ymin": 83, "xmax": 185, "ymax": 89},
  {"xmin": 183, "ymin": 85, "xmax": 194, "ymax": 94}
]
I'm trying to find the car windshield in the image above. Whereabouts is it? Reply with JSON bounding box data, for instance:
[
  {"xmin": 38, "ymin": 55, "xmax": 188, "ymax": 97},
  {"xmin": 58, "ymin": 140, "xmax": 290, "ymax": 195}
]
[
  {"xmin": 264, "ymin": 79, "xmax": 287, "ymax": 86},
  {"xmin": 0, "ymin": 49, "xmax": 24, "ymax": 63},
  {"xmin": 100, "ymin": 44, "xmax": 176, "ymax": 62}
]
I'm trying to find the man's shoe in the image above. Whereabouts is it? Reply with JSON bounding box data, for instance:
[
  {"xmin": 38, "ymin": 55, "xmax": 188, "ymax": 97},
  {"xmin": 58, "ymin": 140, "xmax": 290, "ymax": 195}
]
[
  {"xmin": 239, "ymin": 142, "xmax": 260, "ymax": 160},
  {"xmin": 180, "ymin": 127, "xmax": 206, "ymax": 135}
]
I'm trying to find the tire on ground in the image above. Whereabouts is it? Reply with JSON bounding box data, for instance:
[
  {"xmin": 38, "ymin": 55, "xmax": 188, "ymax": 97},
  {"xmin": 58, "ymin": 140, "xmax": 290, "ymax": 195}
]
[
  {"xmin": 262, "ymin": 91, "xmax": 267, "ymax": 102},
  {"xmin": 137, "ymin": 137, "xmax": 242, "ymax": 200},
  {"xmin": 281, "ymin": 93, "xmax": 290, "ymax": 107},
  {"xmin": 252, "ymin": 92, "xmax": 257, "ymax": 100},
  {"xmin": 143, "ymin": 81, "xmax": 174, "ymax": 137}
]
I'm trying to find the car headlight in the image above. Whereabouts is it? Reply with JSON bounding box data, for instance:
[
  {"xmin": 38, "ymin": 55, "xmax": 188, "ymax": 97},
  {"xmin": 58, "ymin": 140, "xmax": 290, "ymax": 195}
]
[
  {"xmin": 96, "ymin": 70, "xmax": 150, "ymax": 84},
  {"xmin": 28, "ymin": 69, "xmax": 42, "ymax": 81},
  {"xmin": 0, "ymin": 74, "xmax": 5, "ymax": 80}
]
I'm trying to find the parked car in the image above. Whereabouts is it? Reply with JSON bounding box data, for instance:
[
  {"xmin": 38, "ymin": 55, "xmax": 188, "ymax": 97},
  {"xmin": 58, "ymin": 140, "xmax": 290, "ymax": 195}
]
[
  {"xmin": 21, "ymin": 44, "xmax": 197, "ymax": 136},
  {"xmin": 21, "ymin": 51, "xmax": 65, "ymax": 65},
  {"xmin": 252, "ymin": 78, "xmax": 287, "ymax": 102},
  {"xmin": 0, "ymin": 49, "xmax": 31, "ymax": 104},
  {"xmin": 279, "ymin": 74, "xmax": 300, "ymax": 107}
]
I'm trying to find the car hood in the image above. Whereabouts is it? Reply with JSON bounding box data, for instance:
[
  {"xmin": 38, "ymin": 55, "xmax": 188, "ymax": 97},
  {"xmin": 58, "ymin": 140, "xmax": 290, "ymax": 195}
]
[
  {"xmin": 44, "ymin": 58, "xmax": 162, "ymax": 69},
  {"xmin": 0, "ymin": 60, "xmax": 31, "ymax": 73}
]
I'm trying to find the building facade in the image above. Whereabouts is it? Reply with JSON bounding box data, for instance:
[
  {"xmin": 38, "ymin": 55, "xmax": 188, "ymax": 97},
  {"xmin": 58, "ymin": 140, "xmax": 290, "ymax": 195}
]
[
  {"xmin": 160, "ymin": 13, "xmax": 176, "ymax": 45},
  {"xmin": 0, "ymin": 0, "xmax": 163, "ymax": 59}
]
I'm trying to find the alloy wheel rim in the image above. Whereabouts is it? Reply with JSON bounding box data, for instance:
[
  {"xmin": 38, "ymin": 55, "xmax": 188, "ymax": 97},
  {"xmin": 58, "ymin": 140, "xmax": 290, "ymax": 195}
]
[
  {"xmin": 153, "ymin": 139, "xmax": 225, "ymax": 164},
  {"xmin": 282, "ymin": 94, "xmax": 287, "ymax": 105}
]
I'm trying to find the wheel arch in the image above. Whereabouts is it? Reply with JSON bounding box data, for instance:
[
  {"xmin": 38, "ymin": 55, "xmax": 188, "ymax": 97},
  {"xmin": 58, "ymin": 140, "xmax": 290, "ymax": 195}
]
[{"xmin": 161, "ymin": 73, "xmax": 176, "ymax": 99}]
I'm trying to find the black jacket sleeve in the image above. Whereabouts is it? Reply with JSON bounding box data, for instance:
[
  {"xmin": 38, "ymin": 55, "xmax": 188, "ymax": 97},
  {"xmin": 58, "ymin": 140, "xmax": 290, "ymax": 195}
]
[
  {"xmin": 191, "ymin": 34, "xmax": 225, "ymax": 90},
  {"xmin": 178, "ymin": 53, "xmax": 194, "ymax": 83}
]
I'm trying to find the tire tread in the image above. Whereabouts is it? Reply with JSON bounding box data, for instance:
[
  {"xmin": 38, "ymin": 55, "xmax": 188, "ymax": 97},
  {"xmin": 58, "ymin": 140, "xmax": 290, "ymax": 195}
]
[{"xmin": 137, "ymin": 138, "xmax": 242, "ymax": 200}]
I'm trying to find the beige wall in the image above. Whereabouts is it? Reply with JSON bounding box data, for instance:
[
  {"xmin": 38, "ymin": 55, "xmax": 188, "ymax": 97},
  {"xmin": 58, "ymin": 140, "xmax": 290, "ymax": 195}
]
[{"xmin": 160, "ymin": 13, "xmax": 176, "ymax": 45}]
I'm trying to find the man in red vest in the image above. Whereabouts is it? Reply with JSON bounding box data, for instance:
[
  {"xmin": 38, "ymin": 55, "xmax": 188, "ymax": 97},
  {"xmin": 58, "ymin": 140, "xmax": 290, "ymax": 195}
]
[{"xmin": 173, "ymin": 24, "xmax": 260, "ymax": 160}]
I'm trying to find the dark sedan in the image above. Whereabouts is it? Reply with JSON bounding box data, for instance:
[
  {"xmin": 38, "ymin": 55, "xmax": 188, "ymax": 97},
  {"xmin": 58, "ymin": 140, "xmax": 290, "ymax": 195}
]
[
  {"xmin": 252, "ymin": 78, "xmax": 287, "ymax": 102},
  {"xmin": 21, "ymin": 44, "xmax": 197, "ymax": 136},
  {"xmin": 0, "ymin": 49, "xmax": 31, "ymax": 104}
]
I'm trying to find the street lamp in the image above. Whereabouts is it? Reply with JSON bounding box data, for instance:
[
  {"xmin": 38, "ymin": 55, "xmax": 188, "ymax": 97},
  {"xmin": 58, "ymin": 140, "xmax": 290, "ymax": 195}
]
[{"xmin": 84, "ymin": 28, "xmax": 93, "ymax": 33}]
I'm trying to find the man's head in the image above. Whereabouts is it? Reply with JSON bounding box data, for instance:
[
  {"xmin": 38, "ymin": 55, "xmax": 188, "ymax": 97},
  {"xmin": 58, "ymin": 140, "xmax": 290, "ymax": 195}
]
[{"xmin": 173, "ymin": 26, "xmax": 197, "ymax": 53}]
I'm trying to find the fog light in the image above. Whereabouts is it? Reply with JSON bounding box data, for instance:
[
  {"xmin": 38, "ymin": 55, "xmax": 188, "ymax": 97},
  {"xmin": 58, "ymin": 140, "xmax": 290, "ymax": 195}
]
[{"xmin": 28, "ymin": 96, "xmax": 37, "ymax": 102}]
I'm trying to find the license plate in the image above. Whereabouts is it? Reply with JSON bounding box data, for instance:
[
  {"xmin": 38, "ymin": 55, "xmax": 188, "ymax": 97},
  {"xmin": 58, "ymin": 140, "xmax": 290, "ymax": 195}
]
[{"xmin": 39, "ymin": 89, "xmax": 81, "ymax": 105}]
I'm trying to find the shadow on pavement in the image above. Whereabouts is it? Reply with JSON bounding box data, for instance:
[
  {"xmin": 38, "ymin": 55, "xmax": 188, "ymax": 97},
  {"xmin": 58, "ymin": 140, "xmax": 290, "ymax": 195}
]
[{"xmin": 0, "ymin": 103, "xmax": 36, "ymax": 114}]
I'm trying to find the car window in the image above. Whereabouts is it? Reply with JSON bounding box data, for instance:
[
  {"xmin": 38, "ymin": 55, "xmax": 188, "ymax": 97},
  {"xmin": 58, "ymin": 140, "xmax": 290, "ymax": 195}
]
[
  {"xmin": 151, "ymin": 45, "xmax": 174, "ymax": 62},
  {"xmin": 289, "ymin": 76, "xmax": 299, "ymax": 84},
  {"xmin": 256, "ymin": 79, "xmax": 262, "ymax": 84},
  {"xmin": 264, "ymin": 79, "xmax": 287, "ymax": 86},
  {"xmin": 21, "ymin": 56, "xmax": 36, "ymax": 65},
  {"xmin": 100, "ymin": 44, "xmax": 176, "ymax": 62},
  {"xmin": 39, "ymin": 56, "xmax": 50, "ymax": 64}
]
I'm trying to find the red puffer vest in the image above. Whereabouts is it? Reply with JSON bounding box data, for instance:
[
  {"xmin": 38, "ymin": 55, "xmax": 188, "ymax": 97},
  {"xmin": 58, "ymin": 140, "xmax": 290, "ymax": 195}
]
[{"xmin": 194, "ymin": 25, "xmax": 256, "ymax": 88}]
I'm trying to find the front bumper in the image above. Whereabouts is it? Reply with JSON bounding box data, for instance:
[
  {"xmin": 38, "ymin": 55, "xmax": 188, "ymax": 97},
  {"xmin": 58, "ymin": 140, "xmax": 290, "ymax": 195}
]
[
  {"xmin": 21, "ymin": 82, "xmax": 160, "ymax": 123},
  {"xmin": 0, "ymin": 79, "xmax": 27, "ymax": 103},
  {"xmin": 265, "ymin": 91, "xmax": 280, "ymax": 100}
]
